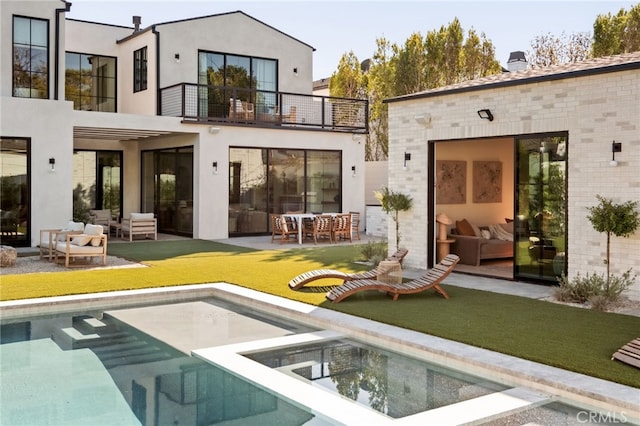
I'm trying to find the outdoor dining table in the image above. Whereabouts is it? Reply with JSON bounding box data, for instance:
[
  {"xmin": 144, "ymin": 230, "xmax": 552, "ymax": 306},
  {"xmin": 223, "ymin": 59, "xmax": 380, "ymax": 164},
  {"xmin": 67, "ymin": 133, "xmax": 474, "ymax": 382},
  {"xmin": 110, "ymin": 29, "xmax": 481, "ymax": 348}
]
[{"xmin": 282, "ymin": 212, "xmax": 343, "ymax": 244}]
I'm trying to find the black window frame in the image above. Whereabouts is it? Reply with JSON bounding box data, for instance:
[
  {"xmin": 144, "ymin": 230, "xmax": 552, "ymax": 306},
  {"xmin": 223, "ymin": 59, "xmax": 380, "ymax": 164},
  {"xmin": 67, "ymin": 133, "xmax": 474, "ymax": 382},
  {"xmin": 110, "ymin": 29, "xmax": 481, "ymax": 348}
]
[
  {"xmin": 134, "ymin": 46, "xmax": 148, "ymax": 92},
  {"xmin": 65, "ymin": 51, "xmax": 117, "ymax": 112},
  {"xmin": 12, "ymin": 15, "xmax": 49, "ymax": 99}
]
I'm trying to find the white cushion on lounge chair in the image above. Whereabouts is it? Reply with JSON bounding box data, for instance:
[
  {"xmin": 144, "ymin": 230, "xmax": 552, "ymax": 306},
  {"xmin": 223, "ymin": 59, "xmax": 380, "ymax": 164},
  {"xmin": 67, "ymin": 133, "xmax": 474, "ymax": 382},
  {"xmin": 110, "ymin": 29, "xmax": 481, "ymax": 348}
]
[{"xmin": 130, "ymin": 212, "xmax": 154, "ymax": 220}]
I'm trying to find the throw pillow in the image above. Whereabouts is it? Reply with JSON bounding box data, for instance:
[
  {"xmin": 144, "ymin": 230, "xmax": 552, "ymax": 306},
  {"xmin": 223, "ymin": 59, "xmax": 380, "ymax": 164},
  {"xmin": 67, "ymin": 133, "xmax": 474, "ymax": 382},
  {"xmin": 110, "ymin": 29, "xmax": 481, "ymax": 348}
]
[
  {"xmin": 499, "ymin": 222, "xmax": 514, "ymax": 235},
  {"xmin": 84, "ymin": 223, "xmax": 104, "ymax": 246},
  {"xmin": 455, "ymin": 219, "xmax": 476, "ymax": 236},
  {"xmin": 481, "ymin": 229, "xmax": 492, "ymax": 239},
  {"xmin": 71, "ymin": 235, "xmax": 92, "ymax": 246}
]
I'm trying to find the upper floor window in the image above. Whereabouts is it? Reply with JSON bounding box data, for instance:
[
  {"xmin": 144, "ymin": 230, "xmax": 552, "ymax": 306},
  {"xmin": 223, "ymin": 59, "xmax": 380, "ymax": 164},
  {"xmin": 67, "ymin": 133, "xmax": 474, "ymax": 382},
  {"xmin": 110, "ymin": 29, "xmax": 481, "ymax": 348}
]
[
  {"xmin": 198, "ymin": 51, "xmax": 277, "ymax": 117},
  {"xmin": 13, "ymin": 16, "xmax": 48, "ymax": 98},
  {"xmin": 65, "ymin": 52, "xmax": 116, "ymax": 112},
  {"xmin": 134, "ymin": 47, "xmax": 148, "ymax": 92}
]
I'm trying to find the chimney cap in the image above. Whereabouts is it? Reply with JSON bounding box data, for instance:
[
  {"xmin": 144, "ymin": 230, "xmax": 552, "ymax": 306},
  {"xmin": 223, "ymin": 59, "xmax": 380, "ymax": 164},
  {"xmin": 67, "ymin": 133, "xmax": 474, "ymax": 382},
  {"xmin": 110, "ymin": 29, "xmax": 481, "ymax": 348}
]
[
  {"xmin": 133, "ymin": 15, "xmax": 142, "ymax": 31},
  {"xmin": 508, "ymin": 51, "xmax": 526, "ymax": 63}
]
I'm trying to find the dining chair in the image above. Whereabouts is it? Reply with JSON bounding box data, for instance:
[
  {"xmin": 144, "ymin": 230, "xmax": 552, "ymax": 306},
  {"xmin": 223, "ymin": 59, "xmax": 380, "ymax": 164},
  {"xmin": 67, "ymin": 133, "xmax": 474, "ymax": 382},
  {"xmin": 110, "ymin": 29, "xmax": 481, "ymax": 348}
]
[
  {"xmin": 349, "ymin": 211, "xmax": 361, "ymax": 240},
  {"xmin": 332, "ymin": 213, "xmax": 352, "ymax": 242},
  {"xmin": 313, "ymin": 214, "xmax": 333, "ymax": 244}
]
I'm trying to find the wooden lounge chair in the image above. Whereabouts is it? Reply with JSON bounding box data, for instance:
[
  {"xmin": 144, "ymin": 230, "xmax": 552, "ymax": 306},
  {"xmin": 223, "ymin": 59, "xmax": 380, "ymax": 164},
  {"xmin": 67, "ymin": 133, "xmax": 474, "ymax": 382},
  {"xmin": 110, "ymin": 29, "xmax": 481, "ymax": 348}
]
[
  {"xmin": 326, "ymin": 254, "xmax": 459, "ymax": 303},
  {"xmin": 612, "ymin": 338, "xmax": 640, "ymax": 369},
  {"xmin": 288, "ymin": 248, "xmax": 409, "ymax": 290}
]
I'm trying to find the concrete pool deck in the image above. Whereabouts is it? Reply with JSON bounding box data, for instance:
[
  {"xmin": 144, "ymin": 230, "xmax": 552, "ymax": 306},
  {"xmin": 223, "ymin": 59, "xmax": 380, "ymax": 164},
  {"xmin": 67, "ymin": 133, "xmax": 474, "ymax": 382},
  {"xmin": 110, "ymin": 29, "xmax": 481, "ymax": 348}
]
[{"xmin": 1, "ymin": 283, "xmax": 638, "ymax": 425}]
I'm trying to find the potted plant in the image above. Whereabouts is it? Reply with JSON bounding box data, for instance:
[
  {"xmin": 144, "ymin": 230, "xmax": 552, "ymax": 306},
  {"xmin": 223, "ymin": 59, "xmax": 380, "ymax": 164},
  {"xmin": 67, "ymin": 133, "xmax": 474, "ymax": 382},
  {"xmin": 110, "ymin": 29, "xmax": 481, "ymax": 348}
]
[{"xmin": 374, "ymin": 186, "xmax": 413, "ymax": 251}]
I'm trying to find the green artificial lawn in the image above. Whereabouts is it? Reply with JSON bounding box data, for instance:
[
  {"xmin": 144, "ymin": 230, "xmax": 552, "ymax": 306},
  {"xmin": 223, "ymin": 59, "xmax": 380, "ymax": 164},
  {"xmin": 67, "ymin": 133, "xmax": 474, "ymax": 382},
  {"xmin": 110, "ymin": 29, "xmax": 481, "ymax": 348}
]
[{"xmin": 1, "ymin": 239, "xmax": 639, "ymax": 388}]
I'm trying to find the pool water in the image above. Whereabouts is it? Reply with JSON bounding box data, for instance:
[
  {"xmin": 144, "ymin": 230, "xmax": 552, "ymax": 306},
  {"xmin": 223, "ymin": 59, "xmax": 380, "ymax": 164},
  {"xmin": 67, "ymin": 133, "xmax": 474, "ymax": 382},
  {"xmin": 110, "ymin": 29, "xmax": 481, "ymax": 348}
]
[
  {"xmin": 1, "ymin": 286, "xmax": 638, "ymax": 425},
  {"xmin": 245, "ymin": 338, "xmax": 507, "ymax": 418},
  {"xmin": 0, "ymin": 300, "xmax": 325, "ymax": 426}
]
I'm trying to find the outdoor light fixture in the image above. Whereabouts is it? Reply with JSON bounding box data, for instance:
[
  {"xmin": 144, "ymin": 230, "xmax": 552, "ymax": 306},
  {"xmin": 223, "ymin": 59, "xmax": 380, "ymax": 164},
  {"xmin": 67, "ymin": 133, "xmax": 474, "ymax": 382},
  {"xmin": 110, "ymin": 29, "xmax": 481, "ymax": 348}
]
[
  {"xmin": 610, "ymin": 141, "xmax": 622, "ymax": 167},
  {"xmin": 415, "ymin": 114, "xmax": 431, "ymax": 126},
  {"xmin": 293, "ymin": 67, "xmax": 298, "ymax": 76},
  {"xmin": 352, "ymin": 134, "xmax": 362, "ymax": 143},
  {"xmin": 351, "ymin": 165, "xmax": 356, "ymax": 177},
  {"xmin": 209, "ymin": 126, "xmax": 220, "ymax": 134},
  {"xmin": 403, "ymin": 152, "xmax": 411, "ymax": 170},
  {"xmin": 212, "ymin": 161, "xmax": 218, "ymax": 174},
  {"xmin": 49, "ymin": 157, "xmax": 56, "ymax": 172},
  {"xmin": 174, "ymin": 53, "xmax": 180, "ymax": 63},
  {"xmin": 477, "ymin": 109, "xmax": 494, "ymax": 121}
]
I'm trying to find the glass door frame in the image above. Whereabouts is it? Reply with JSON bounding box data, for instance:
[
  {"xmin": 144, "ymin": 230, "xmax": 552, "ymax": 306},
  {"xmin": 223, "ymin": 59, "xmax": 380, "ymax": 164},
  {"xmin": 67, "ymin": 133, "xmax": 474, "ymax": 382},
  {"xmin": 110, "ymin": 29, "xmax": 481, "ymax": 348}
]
[{"xmin": 514, "ymin": 132, "xmax": 568, "ymax": 284}]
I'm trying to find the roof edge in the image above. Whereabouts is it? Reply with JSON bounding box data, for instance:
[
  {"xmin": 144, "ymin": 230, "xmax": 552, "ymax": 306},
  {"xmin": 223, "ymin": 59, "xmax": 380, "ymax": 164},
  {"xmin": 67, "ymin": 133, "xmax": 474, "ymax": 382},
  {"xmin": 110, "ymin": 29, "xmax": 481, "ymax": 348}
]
[{"xmin": 385, "ymin": 56, "xmax": 640, "ymax": 104}]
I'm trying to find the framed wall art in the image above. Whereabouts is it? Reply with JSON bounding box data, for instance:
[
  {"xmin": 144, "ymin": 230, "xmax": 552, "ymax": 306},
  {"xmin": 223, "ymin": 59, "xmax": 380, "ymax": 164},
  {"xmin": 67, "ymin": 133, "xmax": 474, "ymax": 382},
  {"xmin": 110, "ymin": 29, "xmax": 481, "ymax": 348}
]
[
  {"xmin": 473, "ymin": 161, "xmax": 502, "ymax": 203},
  {"xmin": 436, "ymin": 160, "xmax": 466, "ymax": 204}
]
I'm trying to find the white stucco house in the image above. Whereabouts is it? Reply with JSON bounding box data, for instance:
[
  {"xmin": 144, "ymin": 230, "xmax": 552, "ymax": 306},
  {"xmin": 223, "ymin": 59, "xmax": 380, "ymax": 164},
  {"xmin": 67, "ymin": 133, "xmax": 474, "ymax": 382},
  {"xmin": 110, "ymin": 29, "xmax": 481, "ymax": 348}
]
[
  {"xmin": 385, "ymin": 52, "xmax": 640, "ymax": 298},
  {"xmin": 1, "ymin": 0, "xmax": 367, "ymax": 248}
]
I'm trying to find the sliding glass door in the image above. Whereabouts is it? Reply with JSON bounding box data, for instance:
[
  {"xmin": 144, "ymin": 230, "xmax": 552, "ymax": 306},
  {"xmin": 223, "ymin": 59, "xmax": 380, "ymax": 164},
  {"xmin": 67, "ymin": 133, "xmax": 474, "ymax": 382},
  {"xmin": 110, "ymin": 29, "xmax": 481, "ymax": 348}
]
[
  {"xmin": 228, "ymin": 148, "xmax": 341, "ymax": 236},
  {"xmin": 515, "ymin": 134, "xmax": 567, "ymax": 283},
  {"xmin": 0, "ymin": 138, "xmax": 29, "ymax": 246},
  {"xmin": 141, "ymin": 147, "xmax": 193, "ymax": 237}
]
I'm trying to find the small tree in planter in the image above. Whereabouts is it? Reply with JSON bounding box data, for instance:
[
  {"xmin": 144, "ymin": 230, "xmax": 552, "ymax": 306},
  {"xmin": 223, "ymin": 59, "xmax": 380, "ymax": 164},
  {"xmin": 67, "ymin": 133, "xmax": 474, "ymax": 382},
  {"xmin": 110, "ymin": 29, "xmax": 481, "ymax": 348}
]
[
  {"xmin": 556, "ymin": 195, "xmax": 638, "ymax": 309},
  {"xmin": 374, "ymin": 186, "xmax": 413, "ymax": 251},
  {"xmin": 587, "ymin": 195, "xmax": 639, "ymax": 290}
]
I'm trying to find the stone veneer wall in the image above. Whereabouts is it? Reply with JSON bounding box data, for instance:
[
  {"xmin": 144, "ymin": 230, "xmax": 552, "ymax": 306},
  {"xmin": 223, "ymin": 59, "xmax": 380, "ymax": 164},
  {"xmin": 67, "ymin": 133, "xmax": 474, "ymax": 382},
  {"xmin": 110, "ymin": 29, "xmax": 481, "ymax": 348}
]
[{"xmin": 387, "ymin": 69, "xmax": 640, "ymax": 299}]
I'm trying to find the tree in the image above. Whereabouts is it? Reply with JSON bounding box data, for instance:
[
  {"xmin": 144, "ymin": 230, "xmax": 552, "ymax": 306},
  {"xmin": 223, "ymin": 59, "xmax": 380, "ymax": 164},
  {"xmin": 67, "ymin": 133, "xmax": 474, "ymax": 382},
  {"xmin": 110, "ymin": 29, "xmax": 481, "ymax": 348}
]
[
  {"xmin": 374, "ymin": 186, "xmax": 413, "ymax": 251},
  {"xmin": 592, "ymin": 3, "xmax": 640, "ymax": 57},
  {"xmin": 329, "ymin": 51, "xmax": 366, "ymax": 99},
  {"xmin": 330, "ymin": 19, "xmax": 501, "ymax": 161},
  {"xmin": 366, "ymin": 38, "xmax": 395, "ymax": 160},
  {"xmin": 586, "ymin": 195, "xmax": 639, "ymax": 288},
  {"xmin": 527, "ymin": 31, "xmax": 592, "ymax": 68}
]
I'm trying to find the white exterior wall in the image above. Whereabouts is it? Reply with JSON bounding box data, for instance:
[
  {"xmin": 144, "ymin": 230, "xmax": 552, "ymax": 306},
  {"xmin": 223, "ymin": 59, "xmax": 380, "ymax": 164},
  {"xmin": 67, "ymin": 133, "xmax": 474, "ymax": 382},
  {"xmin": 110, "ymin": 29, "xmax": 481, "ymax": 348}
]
[
  {"xmin": 0, "ymin": 0, "xmax": 63, "ymax": 99},
  {"xmin": 1, "ymin": 97, "xmax": 75, "ymax": 233},
  {"xmin": 1, "ymin": 6, "xmax": 364, "ymax": 248},
  {"xmin": 155, "ymin": 13, "xmax": 313, "ymax": 94},
  {"xmin": 388, "ymin": 68, "xmax": 640, "ymax": 299}
]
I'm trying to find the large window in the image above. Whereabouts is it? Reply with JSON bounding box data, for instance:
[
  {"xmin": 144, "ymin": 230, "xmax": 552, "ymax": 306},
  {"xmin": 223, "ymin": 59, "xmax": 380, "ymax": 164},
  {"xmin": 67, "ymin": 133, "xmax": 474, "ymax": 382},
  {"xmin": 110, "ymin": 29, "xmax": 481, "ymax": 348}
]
[
  {"xmin": 65, "ymin": 52, "xmax": 116, "ymax": 111},
  {"xmin": 134, "ymin": 46, "xmax": 147, "ymax": 92},
  {"xmin": 228, "ymin": 148, "xmax": 340, "ymax": 236},
  {"xmin": 13, "ymin": 16, "xmax": 48, "ymax": 98},
  {"xmin": 198, "ymin": 51, "xmax": 277, "ymax": 117},
  {"xmin": 0, "ymin": 138, "xmax": 30, "ymax": 247}
]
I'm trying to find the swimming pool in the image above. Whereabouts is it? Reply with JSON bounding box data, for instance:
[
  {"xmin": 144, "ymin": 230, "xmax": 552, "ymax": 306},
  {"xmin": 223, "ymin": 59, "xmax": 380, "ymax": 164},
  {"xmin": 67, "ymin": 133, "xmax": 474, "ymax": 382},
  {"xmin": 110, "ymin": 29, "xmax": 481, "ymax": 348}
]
[{"xmin": 1, "ymin": 283, "xmax": 638, "ymax": 425}]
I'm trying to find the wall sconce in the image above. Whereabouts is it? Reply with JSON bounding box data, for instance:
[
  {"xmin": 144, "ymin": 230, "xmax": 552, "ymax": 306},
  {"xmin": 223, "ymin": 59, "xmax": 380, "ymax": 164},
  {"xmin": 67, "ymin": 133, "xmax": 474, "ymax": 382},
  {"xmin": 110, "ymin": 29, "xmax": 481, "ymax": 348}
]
[
  {"xmin": 610, "ymin": 141, "xmax": 622, "ymax": 167},
  {"xmin": 477, "ymin": 109, "xmax": 494, "ymax": 121},
  {"xmin": 209, "ymin": 126, "xmax": 220, "ymax": 134},
  {"xmin": 351, "ymin": 165, "xmax": 356, "ymax": 177},
  {"xmin": 212, "ymin": 161, "xmax": 218, "ymax": 174},
  {"xmin": 415, "ymin": 114, "xmax": 431, "ymax": 126},
  {"xmin": 293, "ymin": 67, "xmax": 298, "ymax": 76},
  {"xmin": 49, "ymin": 157, "xmax": 56, "ymax": 172},
  {"xmin": 403, "ymin": 152, "xmax": 411, "ymax": 170},
  {"xmin": 174, "ymin": 53, "xmax": 180, "ymax": 63}
]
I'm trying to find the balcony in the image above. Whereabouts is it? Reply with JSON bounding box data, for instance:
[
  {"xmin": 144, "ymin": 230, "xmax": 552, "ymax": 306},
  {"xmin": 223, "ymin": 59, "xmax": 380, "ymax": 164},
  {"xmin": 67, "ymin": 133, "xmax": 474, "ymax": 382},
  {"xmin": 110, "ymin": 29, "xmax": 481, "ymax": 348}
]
[{"xmin": 160, "ymin": 83, "xmax": 368, "ymax": 133}]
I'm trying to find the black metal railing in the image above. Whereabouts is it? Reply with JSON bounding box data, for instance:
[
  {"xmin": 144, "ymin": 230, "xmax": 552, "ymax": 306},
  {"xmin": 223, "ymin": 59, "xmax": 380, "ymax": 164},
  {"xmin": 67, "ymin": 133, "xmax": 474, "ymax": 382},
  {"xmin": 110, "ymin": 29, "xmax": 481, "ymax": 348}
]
[{"xmin": 159, "ymin": 83, "xmax": 368, "ymax": 132}]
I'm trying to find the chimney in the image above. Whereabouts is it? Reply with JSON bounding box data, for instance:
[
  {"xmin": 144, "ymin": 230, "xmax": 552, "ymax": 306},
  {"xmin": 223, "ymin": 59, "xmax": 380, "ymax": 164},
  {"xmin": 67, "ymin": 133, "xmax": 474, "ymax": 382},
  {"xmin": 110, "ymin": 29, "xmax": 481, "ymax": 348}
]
[
  {"xmin": 133, "ymin": 16, "xmax": 141, "ymax": 32},
  {"xmin": 507, "ymin": 51, "xmax": 527, "ymax": 72}
]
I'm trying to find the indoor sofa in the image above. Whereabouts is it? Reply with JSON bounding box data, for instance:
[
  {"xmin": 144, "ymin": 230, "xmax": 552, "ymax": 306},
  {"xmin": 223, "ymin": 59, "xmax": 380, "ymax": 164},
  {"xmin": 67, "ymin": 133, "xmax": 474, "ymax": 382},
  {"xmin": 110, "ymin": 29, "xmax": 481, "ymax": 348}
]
[{"xmin": 449, "ymin": 219, "xmax": 514, "ymax": 266}]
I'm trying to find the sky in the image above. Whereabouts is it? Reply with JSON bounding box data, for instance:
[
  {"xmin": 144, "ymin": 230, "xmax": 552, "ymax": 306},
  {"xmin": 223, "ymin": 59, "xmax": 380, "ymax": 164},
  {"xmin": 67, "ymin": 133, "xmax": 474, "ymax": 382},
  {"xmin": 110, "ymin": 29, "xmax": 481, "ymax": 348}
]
[{"xmin": 65, "ymin": 0, "xmax": 635, "ymax": 79}]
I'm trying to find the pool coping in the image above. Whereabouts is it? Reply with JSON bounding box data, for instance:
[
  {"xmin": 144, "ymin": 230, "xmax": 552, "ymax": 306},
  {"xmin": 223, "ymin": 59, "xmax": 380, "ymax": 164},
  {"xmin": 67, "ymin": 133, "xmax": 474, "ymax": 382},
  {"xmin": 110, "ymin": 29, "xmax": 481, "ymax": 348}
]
[{"xmin": 1, "ymin": 283, "xmax": 638, "ymax": 424}]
